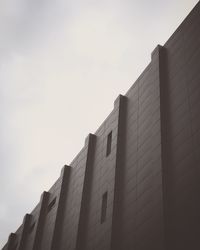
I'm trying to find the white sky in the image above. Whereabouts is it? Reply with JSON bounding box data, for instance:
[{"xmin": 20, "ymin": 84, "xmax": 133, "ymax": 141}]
[{"xmin": 0, "ymin": 0, "xmax": 199, "ymax": 247}]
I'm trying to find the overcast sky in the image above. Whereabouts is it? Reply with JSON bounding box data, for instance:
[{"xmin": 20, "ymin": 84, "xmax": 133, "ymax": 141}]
[{"xmin": 0, "ymin": 0, "xmax": 199, "ymax": 247}]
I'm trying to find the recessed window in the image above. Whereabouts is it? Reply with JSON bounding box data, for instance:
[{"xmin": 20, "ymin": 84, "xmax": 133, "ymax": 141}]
[
  {"xmin": 29, "ymin": 222, "xmax": 35, "ymax": 234},
  {"xmin": 47, "ymin": 197, "xmax": 56, "ymax": 213},
  {"xmin": 106, "ymin": 131, "xmax": 112, "ymax": 156},
  {"xmin": 101, "ymin": 192, "xmax": 108, "ymax": 224}
]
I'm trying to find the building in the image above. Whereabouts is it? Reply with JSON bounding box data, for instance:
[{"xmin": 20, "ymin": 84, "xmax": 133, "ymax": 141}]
[{"xmin": 2, "ymin": 1, "xmax": 200, "ymax": 250}]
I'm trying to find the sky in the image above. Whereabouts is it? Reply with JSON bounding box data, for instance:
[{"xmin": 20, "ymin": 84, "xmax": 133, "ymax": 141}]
[{"xmin": 0, "ymin": 0, "xmax": 199, "ymax": 247}]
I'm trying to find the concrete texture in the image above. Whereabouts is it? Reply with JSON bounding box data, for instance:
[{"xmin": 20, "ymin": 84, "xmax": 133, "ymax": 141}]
[{"xmin": 2, "ymin": 1, "xmax": 200, "ymax": 249}]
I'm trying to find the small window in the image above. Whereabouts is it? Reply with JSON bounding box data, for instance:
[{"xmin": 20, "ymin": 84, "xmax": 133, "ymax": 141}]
[
  {"xmin": 106, "ymin": 131, "xmax": 112, "ymax": 156},
  {"xmin": 47, "ymin": 197, "xmax": 56, "ymax": 213},
  {"xmin": 101, "ymin": 192, "xmax": 108, "ymax": 224},
  {"xmin": 29, "ymin": 222, "xmax": 35, "ymax": 234}
]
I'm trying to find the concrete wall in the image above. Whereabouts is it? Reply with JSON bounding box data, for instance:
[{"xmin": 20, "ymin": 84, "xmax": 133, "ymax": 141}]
[
  {"xmin": 2, "ymin": 1, "xmax": 200, "ymax": 250},
  {"xmin": 162, "ymin": 2, "xmax": 200, "ymax": 249}
]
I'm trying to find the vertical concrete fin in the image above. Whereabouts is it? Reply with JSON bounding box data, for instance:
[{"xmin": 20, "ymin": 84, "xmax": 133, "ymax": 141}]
[
  {"xmin": 111, "ymin": 94, "xmax": 127, "ymax": 250},
  {"xmin": 151, "ymin": 44, "xmax": 168, "ymax": 249},
  {"xmin": 32, "ymin": 191, "xmax": 50, "ymax": 250},
  {"xmin": 151, "ymin": 44, "xmax": 168, "ymax": 151},
  {"xmin": 75, "ymin": 133, "xmax": 97, "ymax": 250},
  {"xmin": 6, "ymin": 233, "xmax": 17, "ymax": 250},
  {"xmin": 50, "ymin": 165, "xmax": 72, "ymax": 250},
  {"xmin": 17, "ymin": 214, "xmax": 32, "ymax": 250}
]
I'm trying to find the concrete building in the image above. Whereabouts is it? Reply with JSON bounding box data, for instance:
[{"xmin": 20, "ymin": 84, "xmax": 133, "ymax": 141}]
[{"xmin": 2, "ymin": 1, "xmax": 200, "ymax": 249}]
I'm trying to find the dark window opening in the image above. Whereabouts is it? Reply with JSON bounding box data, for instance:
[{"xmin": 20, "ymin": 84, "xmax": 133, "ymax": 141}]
[
  {"xmin": 106, "ymin": 131, "xmax": 112, "ymax": 156},
  {"xmin": 29, "ymin": 222, "xmax": 35, "ymax": 234},
  {"xmin": 101, "ymin": 192, "xmax": 108, "ymax": 224},
  {"xmin": 47, "ymin": 197, "xmax": 56, "ymax": 213}
]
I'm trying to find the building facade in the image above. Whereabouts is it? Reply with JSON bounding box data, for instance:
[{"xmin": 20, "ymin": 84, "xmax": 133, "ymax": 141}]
[{"xmin": 3, "ymin": 2, "xmax": 200, "ymax": 250}]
